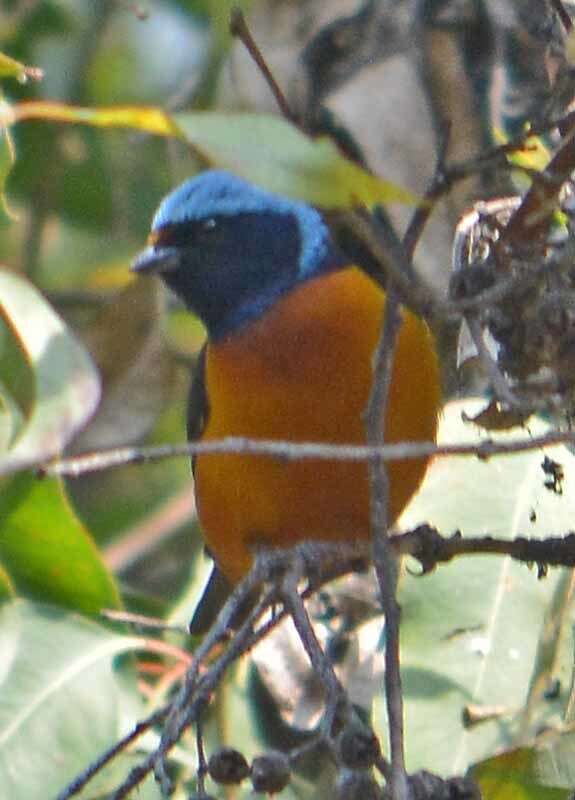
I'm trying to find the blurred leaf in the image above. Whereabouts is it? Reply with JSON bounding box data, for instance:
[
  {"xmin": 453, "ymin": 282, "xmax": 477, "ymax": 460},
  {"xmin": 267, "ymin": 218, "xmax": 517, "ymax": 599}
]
[
  {"xmin": 533, "ymin": 729, "xmax": 575, "ymax": 789},
  {"xmin": 0, "ymin": 599, "xmax": 158, "ymax": 800},
  {"xmin": 72, "ymin": 278, "xmax": 176, "ymax": 451},
  {"xmin": 566, "ymin": 27, "xmax": 575, "ymax": 65},
  {"xmin": 0, "ymin": 563, "xmax": 14, "ymax": 599},
  {"xmin": 58, "ymin": 128, "xmax": 115, "ymax": 231},
  {"xmin": 0, "ymin": 51, "xmax": 43, "ymax": 83},
  {"xmin": 471, "ymin": 747, "xmax": 572, "ymax": 799},
  {"xmin": 9, "ymin": 100, "xmax": 178, "ymax": 136},
  {"xmin": 174, "ymin": 111, "xmax": 417, "ymax": 206},
  {"xmin": 494, "ymin": 127, "xmax": 552, "ymax": 172},
  {"xmin": 2, "ymin": 2, "xmax": 72, "ymax": 58},
  {"xmin": 0, "ymin": 380, "xmax": 24, "ymax": 452},
  {"xmin": 386, "ymin": 399, "xmax": 575, "ymax": 774},
  {"xmin": 9, "ymin": 123, "xmax": 115, "ymax": 232},
  {"xmin": 522, "ymin": 569, "xmax": 575, "ymax": 730},
  {"xmin": 0, "ymin": 474, "xmax": 120, "ymax": 614},
  {"xmin": 8, "ymin": 102, "xmax": 416, "ymax": 207},
  {"xmin": 0, "ymin": 268, "xmax": 101, "ymax": 475},
  {"xmin": 0, "ymin": 104, "xmax": 16, "ymax": 218}
]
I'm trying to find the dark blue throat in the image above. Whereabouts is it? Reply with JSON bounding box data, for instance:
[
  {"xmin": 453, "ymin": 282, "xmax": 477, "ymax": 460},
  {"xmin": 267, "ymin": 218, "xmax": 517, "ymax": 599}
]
[{"xmin": 155, "ymin": 211, "xmax": 346, "ymax": 340}]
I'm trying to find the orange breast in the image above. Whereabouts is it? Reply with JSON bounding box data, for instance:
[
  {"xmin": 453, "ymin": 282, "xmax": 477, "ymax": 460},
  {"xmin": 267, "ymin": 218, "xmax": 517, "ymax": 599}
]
[{"xmin": 195, "ymin": 267, "xmax": 440, "ymax": 583}]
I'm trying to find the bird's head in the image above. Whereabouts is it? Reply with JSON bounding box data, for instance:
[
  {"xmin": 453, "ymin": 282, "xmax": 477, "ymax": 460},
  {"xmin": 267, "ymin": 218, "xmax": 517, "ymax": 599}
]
[{"xmin": 132, "ymin": 170, "xmax": 344, "ymax": 340}]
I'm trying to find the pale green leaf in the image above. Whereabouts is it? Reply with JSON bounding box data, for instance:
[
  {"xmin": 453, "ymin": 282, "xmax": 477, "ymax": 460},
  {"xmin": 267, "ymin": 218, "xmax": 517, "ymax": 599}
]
[
  {"xmin": 0, "ymin": 269, "xmax": 101, "ymax": 475},
  {"xmin": 0, "ymin": 600, "xmax": 156, "ymax": 800},
  {"xmin": 387, "ymin": 399, "xmax": 575, "ymax": 775},
  {"xmin": 8, "ymin": 102, "xmax": 415, "ymax": 208},
  {"xmin": 174, "ymin": 111, "xmax": 416, "ymax": 207}
]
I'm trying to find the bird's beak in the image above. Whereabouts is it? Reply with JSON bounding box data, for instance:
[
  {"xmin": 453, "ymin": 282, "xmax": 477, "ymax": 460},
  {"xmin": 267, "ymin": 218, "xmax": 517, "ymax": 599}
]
[{"xmin": 131, "ymin": 245, "xmax": 180, "ymax": 275}]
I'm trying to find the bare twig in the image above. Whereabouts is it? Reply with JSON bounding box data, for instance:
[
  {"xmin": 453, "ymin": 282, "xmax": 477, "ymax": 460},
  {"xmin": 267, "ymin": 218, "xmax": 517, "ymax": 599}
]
[
  {"xmin": 56, "ymin": 705, "xmax": 171, "ymax": 800},
  {"xmin": 43, "ymin": 423, "xmax": 575, "ymax": 478},
  {"xmin": 464, "ymin": 315, "xmax": 524, "ymax": 409},
  {"xmin": 280, "ymin": 557, "xmax": 348, "ymax": 740},
  {"xmin": 365, "ymin": 284, "xmax": 408, "ymax": 799},
  {"xmin": 551, "ymin": 0, "xmax": 573, "ymax": 32},
  {"xmin": 229, "ymin": 7, "xmax": 297, "ymax": 124},
  {"xmin": 402, "ymin": 119, "xmax": 451, "ymax": 260},
  {"xmin": 496, "ymin": 117, "xmax": 575, "ymax": 261},
  {"xmin": 57, "ymin": 524, "xmax": 575, "ymax": 798},
  {"xmin": 327, "ymin": 206, "xmax": 437, "ymax": 318},
  {"xmin": 394, "ymin": 526, "xmax": 575, "ymax": 573}
]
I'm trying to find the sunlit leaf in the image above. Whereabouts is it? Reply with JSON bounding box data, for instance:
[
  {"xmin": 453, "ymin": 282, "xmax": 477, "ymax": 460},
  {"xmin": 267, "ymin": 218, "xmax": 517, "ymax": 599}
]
[
  {"xmin": 0, "ymin": 563, "xmax": 14, "ymax": 599},
  {"xmin": 494, "ymin": 127, "xmax": 552, "ymax": 173},
  {"xmin": 0, "ymin": 52, "xmax": 43, "ymax": 83},
  {"xmin": 7, "ymin": 100, "xmax": 178, "ymax": 136},
  {"xmin": 0, "ymin": 269, "xmax": 101, "ymax": 475}
]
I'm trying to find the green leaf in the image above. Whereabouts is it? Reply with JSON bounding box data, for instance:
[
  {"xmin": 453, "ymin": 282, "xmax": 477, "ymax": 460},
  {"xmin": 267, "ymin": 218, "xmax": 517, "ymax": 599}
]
[
  {"xmin": 534, "ymin": 729, "xmax": 575, "ymax": 790},
  {"xmin": 173, "ymin": 111, "xmax": 416, "ymax": 206},
  {"xmin": 0, "ymin": 102, "xmax": 16, "ymax": 218},
  {"xmin": 0, "ymin": 475, "xmax": 120, "ymax": 614},
  {"xmin": 0, "ymin": 600, "xmax": 156, "ymax": 800},
  {"xmin": 0, "ymin": 52, "xmax": 43, "ymax": 83},
  {"xmin": 0, "ymin": 563, "xmax": 14, "ymax": 599},
  {"xmin": 0, "ymin": 268, "xmax": 101, "ymax": 475},
  {"xmin": 386, "ymin": 399, "xmax": 575, "ymax": 775},
  {"xmin": 471, "ymin": 747, "xmax": 572, "ymax": 799},
  {"xmin": 8, "ymin": 102, "xmax": 416, "ymax": 207}
]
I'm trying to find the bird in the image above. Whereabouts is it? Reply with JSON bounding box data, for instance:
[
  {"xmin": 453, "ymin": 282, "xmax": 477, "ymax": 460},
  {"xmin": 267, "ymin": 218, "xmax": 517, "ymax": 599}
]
[{"xmin": 132, "ymin": 170, "xmax": 441, "ymax": 624}]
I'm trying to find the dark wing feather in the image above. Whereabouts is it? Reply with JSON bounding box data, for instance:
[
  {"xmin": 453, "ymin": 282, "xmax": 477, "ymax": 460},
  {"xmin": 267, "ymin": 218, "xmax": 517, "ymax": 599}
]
[
  {"xmin": 187, "ymin": 343, "xmax": 237, "ymax": 635},
  {"xmin": 186, "ymin": 343, "xmax": 259, "ymax": 635},
  {"xmin": 187, "ymin": 343, "xmax": 209, "ymax": 475}
]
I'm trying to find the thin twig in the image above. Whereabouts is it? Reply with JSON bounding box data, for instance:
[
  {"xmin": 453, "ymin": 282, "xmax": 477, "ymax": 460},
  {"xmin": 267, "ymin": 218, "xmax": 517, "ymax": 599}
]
[
  {"xmin": 42, "ymin": 422, "xmax": 575, "ymax": 479},
  {"xmin": 465, "ymin": 315, "xmax": 524, "ymax": 409},
  {"xmin": 551, "ymin": 0, "xmax": 573, "ymax": 32},
  {"xmin": 402, "ymin": 119, "xmax": 451, "ymax": 261},
  {"xmin": 365, "ymin": 285, "xmax": 408, "ymax": 799},
  {"xmin": 196, "ymin": 717, "xmax": 208, "ymax": 796},
  {"xmin": 229, "ymin": 7, "xmax": 297, "ymax": 124},
  {"xmin": 328, "ymin": 207, "xmax": 436, "ymax": 318},
  {"xmin": 496, "ymin": 117, "xmax": 575, "ymax": 261},
  {"xmin": 56, "ymin": 705, "xmax": 171, "ymax": 800},
  {"xmin": 394, "ymin": 526, "xmax": 575, "ymax": 573},
  {"xmin": 110, "ymin": 583, "xmax": 278, "ymax": 799},
  {"xmin": 280, "ymin": 556, "xmax": 347, "ymax": 742},
  {"xmin": 58, "ymin": 523, "xmax": 574, "ymax": 798}
]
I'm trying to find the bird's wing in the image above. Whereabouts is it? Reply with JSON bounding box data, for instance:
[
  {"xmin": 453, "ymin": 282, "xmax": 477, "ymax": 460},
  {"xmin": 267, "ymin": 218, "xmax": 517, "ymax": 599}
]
[
  {"xmin": 187, "ymin": 344, "xmax": 243, "ymax": 635},
  {"xmin": 188, "ymin": 563, "xmax": 234, "ymax": 635},
  {"xmin": 187, "ymin": 342, "xmax": 209, "ymax": 474},
  {"xmin": 186, "ymin": 341, "xmax": 259, "ymax": 635}
]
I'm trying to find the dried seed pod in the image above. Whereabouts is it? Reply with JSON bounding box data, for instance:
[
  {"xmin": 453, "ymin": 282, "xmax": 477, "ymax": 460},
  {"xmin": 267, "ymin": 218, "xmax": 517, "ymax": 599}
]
[
  {"xmin": 335, "ymin": 768, "xmax": 382, "ymax": 800},
  {"xmin": 207, "ymin": 746, "xmax": 250, "ymax": 785},
  {"xmin": 250, "ymin": 751, "xmax": 291, "ymax": 794},
  {"xmin": 336, "ymin": 721, "xmax": 381, "ymax": 770}
]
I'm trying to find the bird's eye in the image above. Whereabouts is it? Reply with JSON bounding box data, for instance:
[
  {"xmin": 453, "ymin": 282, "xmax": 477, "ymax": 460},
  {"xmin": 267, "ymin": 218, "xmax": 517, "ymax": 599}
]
[
  {"xmin": 151, "ymin": 218, "xmax": 221, "ymax": 249},
  {"xmin": 200, "ymin": 218, "xmax": 217, "ymax": 233}
]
